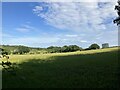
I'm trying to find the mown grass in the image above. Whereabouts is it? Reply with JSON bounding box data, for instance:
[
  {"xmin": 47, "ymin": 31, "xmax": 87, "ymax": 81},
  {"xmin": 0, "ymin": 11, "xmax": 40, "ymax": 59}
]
[{"xmin": 2, "ymin": 47, "xmax": 119, "ymax": 88}]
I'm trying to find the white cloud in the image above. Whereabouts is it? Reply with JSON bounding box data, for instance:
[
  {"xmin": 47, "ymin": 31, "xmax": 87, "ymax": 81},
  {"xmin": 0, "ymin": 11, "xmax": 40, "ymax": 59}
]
[
  {"xmin": 33, "ymin": 2, "xmax": 116, "ymax": 33},
  {"xmin": 33, "ymin": 6, "xmax": 43, "ymax": 12},
  {"xmin": 2, "ymin": 35, "xmax": 61, "ymax": 47},
  {"xmin": 80, "ymin": 40, "xmax": 87, "ymax": 43},
  {"xmin": 2, "ymin": 2, "xmax": 118, "ymax": 48},
  {"xmin": 16, "ymin": 28, "xmax": 30, "ymax": 32},
  {"xmin": 3, "ymin": 29, "xmax": 118, "ymax": 48},
  {"xmin": 31, "ymin": 2, "xmax": 118, "ymax": 47},
  {"xmin": 16, "ymin": 24, "xmax": 37, "ymax": 33},
  {"xmin": 65, "ymin": 34, "xmax": 78, "ymax": 37}
]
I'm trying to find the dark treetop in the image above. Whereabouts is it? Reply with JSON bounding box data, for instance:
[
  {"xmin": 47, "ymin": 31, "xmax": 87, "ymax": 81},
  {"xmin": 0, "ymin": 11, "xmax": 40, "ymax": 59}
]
[{"xmin": 114, "ymin": 0, "xmax": 120, "ymax": 25}]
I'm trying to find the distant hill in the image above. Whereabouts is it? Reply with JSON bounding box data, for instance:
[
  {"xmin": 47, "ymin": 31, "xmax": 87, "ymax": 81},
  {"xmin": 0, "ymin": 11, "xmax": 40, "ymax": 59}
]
[
  {"xmin": 0, "ymin": 45, "xmax": 119, "ymax": 55},
  {"xmin": 0, "ymin": 45, "xmax": 47, "ymax": 55},
  {"xmin": 0, "ymin": 45, "xmax": 45, "ymax": 51}
]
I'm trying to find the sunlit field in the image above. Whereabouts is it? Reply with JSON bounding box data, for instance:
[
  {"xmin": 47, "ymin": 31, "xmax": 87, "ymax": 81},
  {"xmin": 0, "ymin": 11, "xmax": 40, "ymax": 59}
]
[{"xmin": 2, "ymin": 47, "xmax": 119, "ymax": 88}]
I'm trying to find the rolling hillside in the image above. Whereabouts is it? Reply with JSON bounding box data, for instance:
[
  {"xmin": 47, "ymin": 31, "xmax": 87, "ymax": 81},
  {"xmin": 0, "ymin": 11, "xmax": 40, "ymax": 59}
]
[{"xmin": 1, "ymin": 47, "xmax": 119, "ymax": 88}]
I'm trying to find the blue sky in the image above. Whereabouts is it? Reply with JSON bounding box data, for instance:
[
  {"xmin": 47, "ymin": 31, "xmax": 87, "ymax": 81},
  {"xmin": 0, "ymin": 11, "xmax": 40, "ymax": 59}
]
[{"xmin": 2, "ymin": 2, "xmax": 118, "ymax": 48}]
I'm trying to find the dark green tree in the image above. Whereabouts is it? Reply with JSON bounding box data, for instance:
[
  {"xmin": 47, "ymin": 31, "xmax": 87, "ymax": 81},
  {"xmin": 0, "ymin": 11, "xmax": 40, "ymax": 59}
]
[
  {"xmin": 47, "ymin": 46, "xmax": 61, "ymax": 53},
  {"xmin": 89, "ymin": 44, "xmax": 100, "ymax": 50},
  {"xmin": 113, "ymin": 0, "xmax": 120, "ymax": 25},
  {"xmin": 17, "ymin": 46, "xmax": 30, "ymax": 54},
  {"xmin": 69, "ymin": 45, "xmax": 81, "ymax": 52},
  {"xmin": 61, "ymin": 45, "xmax": 70, "ymax": 52},
  {"xmin": 0, "ymin": 48, "xmax": 11, "ymax": 55}
]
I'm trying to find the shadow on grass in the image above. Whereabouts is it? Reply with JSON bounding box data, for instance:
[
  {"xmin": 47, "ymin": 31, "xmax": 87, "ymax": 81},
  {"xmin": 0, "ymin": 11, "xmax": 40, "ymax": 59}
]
[{"xmin": 2, "ymin": 50, "xmax": 119, "ymax": 88}]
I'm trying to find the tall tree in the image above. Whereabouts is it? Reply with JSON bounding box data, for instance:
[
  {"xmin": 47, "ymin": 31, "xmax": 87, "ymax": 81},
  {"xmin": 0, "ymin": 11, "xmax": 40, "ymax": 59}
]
[
  {"xmin": 113, "ymin": 0, "xmax": 120, "ymax": 25},
  {"xmin": 89, "ymin": 44, "xmax": 100, "ymax": 50}
]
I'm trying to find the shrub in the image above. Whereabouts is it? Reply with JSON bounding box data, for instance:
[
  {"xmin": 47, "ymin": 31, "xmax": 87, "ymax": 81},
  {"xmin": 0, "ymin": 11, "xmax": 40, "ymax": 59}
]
[{"xmin": 89, "ymin": 44, "xmax": 100, "ymax": 50}]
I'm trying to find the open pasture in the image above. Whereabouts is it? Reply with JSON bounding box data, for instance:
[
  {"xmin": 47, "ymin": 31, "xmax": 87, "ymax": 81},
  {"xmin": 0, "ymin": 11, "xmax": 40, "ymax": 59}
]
[{"xmin": 2, "ymin": 47, "xmax": 119, "ymax": 88}]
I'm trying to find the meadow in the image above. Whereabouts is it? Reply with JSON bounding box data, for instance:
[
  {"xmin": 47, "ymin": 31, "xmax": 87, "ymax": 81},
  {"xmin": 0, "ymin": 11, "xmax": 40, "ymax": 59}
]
[{"xmin": 1, "ymin": 47, "xmax": 119, "ymax": 88}]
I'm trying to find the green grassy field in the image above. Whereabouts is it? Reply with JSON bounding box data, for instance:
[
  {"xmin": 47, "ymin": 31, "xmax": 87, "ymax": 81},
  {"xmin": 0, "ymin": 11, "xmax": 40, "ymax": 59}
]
[{"xmin": 1, "ymin": 47, "xmax": 119, "ymax": 88}]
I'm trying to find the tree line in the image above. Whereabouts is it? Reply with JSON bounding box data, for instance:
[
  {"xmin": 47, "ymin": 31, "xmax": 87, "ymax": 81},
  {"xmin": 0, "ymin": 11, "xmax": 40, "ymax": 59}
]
[
  {"xmin": 0, "ymin": 43, "xmax": 100, "ymax": 55},
  {"xmin": 47, "ymin": 45, "xmax": 82, "ymax": 53}
]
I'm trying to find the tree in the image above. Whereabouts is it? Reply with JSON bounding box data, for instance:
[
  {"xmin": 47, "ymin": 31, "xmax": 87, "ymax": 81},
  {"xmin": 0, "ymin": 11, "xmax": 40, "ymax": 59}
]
[
  {"xmin": 61, "ymin": 45, "xmax": 70, "ymax": 52},
  {"xmin": 61, "ymin": 45, "xmax": 82, "ymax": 52},
  {"xmin": 2, "ymin": 51, "xmax": 9, "ymax": 55},
  {"xmin": 46, "ymin": 45, "xmax": 82, "ymax": 53},
  {"xmin": 114, "ymin": 0, "xmax": 120, "ymax": 25},
  {"xmin": 0, "ymin": 48, "xmax": 11, "ymax": 55},
  {"xmin": 47, "ymin": 46, "xmax": 61, "ymax": 53},
  {"xmin": 17, "ymin": 46, "xmax": 30, "ymax": 54},
  {"xmin": 69, "ymin": 45, "xmax": 81, "ymax": 52},
  {"xmin": 89, "ymin": 44, "xmax": 100, "ymax": 50},
  {"xmin": 84, "ymin": 48, "xmax": 91, "ymax": 50},
  {"xmin": 47, "ymin": 46, "xmax": 55, "ymax": 49}
]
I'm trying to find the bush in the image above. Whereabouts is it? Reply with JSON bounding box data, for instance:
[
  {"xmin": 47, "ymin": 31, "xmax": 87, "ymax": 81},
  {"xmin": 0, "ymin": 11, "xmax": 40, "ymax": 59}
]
[
  {"xmin": 13, "ymin": 46, "xmax": 30, "ymax": 54},
  {"xmin": 69, "ymin": 45, "xmax": 81, "ymax": 52},
  {"xmin": 47, "ymin": 46, "xmax": 61, "ymax": 53},
  {"xmin": 89, "ymin": 44, "xmax": 100, "ymax": 50},
  {"xmin": 0, "ymin": 48, "xmax": 11, "ymax": 55},
  {"xmin": 61, "ymin": 46, "xmax": 70, "ymax": 52},
  {"xmin": 47, "ymin": 45, "xmax": 82, "ymax": 53},
  {"xmin": 84, "ymin": 48, "xmax": 91, "ymax": 50},
  {"xmin": 2, "ymin": 51, "xmax": 9, "ymax": 55}
]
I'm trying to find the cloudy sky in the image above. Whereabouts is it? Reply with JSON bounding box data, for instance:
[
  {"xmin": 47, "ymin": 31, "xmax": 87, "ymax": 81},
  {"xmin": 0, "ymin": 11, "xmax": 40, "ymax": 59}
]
[{"xmin": 2, "ymin": 1, "xmax": 118, "ymax": 48}]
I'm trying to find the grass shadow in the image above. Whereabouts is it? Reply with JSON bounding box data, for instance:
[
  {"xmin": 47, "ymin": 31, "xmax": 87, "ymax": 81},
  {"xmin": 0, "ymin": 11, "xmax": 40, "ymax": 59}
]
[{"xmin": 2, "ymin": 50, "xmax": 119, "ymax": 88}]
